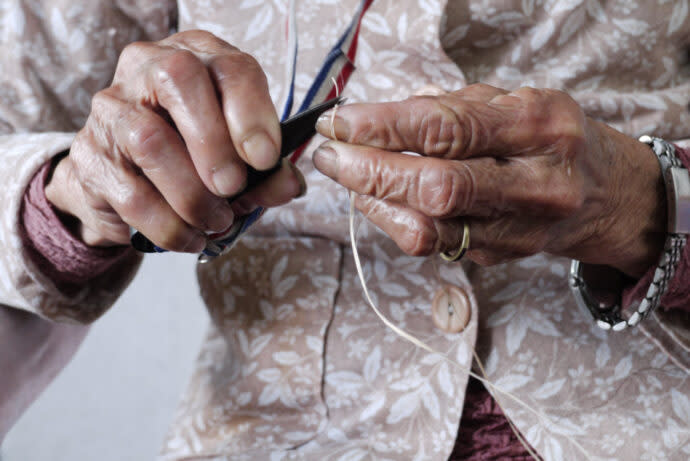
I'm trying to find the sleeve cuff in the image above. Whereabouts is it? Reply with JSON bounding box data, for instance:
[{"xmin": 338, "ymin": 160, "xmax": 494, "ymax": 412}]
[{"xmin": 20, "ymin": 157, "xmax": 132, "ymax": 294}]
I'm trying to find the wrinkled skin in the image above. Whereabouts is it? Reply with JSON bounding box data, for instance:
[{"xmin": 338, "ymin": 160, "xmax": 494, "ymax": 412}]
[
  {"xmin": 46, "ymin": 30, "xmax": 304, "ymax": 253},
  {"xmin": 314, "ymin": 84, "xmax": 666, "ymax": 278}
]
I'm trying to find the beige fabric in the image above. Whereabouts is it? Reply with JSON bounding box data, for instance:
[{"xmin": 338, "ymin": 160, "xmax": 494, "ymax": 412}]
[
  {"xmin": 0, "ymin": 0, "xmax": 170, "ymax": 442},
  {"xmin": 0, "ymin": 1, "xmax": 689, "ymax": 460}
]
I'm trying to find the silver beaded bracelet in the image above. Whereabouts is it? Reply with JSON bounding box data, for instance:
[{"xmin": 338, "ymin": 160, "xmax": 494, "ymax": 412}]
[{"xmin": 569, "ymin": 136, "xmax": 689, "ymax": 331}]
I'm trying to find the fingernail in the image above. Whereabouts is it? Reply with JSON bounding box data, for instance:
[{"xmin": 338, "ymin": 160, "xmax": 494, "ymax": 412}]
[
  {"xmin": 208, "ymin": 203, "xmax": 235, "ymax": 232},
  {"xmin": 285, "ymin": 159, "xmax": 307, "ymax": 198},
  {"xmin": 312, "ymin": 145, "xmax": 338, "ymax": 178},
  {"xmin": 242, "ymin": 131, "xmax": 279, "ymax": 170},
  {"xmin": 316, "ymin": 111, "xmax": 350, "ymax": 140},
  {"xmin": 212, "ymin": 163, "xmax": 246, "ymax": 197}
]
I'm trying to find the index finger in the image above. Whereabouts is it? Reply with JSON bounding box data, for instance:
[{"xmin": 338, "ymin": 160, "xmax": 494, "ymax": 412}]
[
  {"xmin": 314, "ymin": 84, "xmax": 580, "ymax": 160},
  {"xmin": 315, "ymin": 97, "xmax": 514, "ymax": 160},
  {"xmin": 161, "ymin": 32, "xmax": 282, "ymax": 172},
  {"xmin": 154, "ymin": 32, "xmax": 281, "ymax": 196}
]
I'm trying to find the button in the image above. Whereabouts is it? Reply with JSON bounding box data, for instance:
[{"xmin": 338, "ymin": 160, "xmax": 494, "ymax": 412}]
[{"xmin": 431, "ymin": 285, "xmax": 471, "ymax": 333}]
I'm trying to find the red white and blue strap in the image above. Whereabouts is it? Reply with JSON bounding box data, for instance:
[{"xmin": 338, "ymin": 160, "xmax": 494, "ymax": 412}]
[
  {"xmin": 202, "ymin": 0, "xmax": 374, "ymax": 258},
  {"xmin": 280, "ymin": 0, "xmax": 299, "ymax": 122},
  {"xmin": 290, "ymin": 0, "xmax": 373, "ymax": 161}
]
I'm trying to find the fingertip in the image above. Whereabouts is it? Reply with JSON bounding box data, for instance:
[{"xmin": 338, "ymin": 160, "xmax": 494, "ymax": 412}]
[
  {"xmin": 262, "ymin": 160, "xmax": 303, "ymax": 204},
  {"xmin": 241, "ymin": 129, "xmax": 280, "ymax": 171},
  {"xmin": 285, "ymin": 159, "xmax": 307, "ymax": 198},
  {"xmin": 312, "ymin": 143, "xmax": 338, "ymax": 178},
  {"xmin": 315, "ymin": 110, "xmax": 350, "ymax": 141},
  {"xmin": 211, "ymin": 162, "xmax": 247, "ymax": 197},
  {"xmin": 234, "ymin": 159, "xmax": 304, "ymax": 211},
  {"xmin": 315, "ymin": 111, "xmax": 333, "ymax": 137}
]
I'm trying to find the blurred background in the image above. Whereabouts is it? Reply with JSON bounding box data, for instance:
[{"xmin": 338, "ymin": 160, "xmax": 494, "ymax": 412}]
[{"xmin": 1, "ymin": 253, "xmax": 209, "ymax": 461}]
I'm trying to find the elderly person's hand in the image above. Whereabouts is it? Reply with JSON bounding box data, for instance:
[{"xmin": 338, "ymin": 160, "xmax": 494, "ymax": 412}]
[
  {"xmin": 314, "ymin": 84, "xmax": 665, "ymax": 278},
  {"xmin": 45, "ymin": 30, "xmax": 303, "ymax": 252}
]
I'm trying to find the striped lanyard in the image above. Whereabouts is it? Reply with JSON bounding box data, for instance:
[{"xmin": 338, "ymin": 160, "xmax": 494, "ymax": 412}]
[{"xmin": 201, "ymin": 0, "xmax": 374, "ymax": 259}]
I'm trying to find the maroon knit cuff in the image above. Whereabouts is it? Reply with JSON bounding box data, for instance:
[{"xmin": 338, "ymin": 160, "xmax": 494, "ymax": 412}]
[
  {"xmin": 20, "ymin": 158, "xmax": 131, "ymax": 289},
  {"xmin": 450, "ymin": 377, "xmax": 536, "ymax": 460},
  {"xmin": 622, "ymin": 145, "xmax": 690, "ymax": 312}
]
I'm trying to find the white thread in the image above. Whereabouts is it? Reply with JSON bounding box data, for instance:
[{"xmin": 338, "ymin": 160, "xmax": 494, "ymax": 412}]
[
  {"xmin": 330, "ymin": 76, "xmax": 341, "ymax": 139},
  {"xmin": 334, "ymin": 74, "xmax": 588, "ymax": 460},
  {"xmin": 348, "ymin": 192, "xmax": 593, "ymax": 461}
]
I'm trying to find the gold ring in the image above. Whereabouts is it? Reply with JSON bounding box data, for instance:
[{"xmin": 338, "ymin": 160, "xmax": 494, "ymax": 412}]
[{"xmin": 440, "ymin": 221, "xmax": 470, "ymax": 262}]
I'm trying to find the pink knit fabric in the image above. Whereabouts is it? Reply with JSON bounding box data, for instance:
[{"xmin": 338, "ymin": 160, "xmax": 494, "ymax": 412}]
[
  {"xmin": 450, "ymin": 377, "xmax": 537, "ymax": 460},
  {"xmin": 20, "ymin": 159, "xmax": 131, "ymax": 293}
]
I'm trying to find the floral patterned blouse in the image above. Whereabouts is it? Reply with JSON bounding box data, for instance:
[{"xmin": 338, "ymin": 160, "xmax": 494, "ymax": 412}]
[{"xmin": 0, "ymin": 1, "xmax": 689, "ymax": 460}]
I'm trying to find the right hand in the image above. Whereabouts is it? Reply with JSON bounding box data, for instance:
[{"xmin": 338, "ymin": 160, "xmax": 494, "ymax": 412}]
[{"xmin": 45, "ymin": 30, "xmax": 304, "ymax": 253}]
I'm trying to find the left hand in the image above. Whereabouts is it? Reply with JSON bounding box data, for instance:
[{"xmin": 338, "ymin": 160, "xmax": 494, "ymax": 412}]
[{"xmin": 313, "ymin": 84, "xmax": 666, "ymax": 278}]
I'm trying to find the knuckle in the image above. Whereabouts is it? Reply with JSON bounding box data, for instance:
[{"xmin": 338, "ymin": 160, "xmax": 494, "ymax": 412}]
[
  {"xmin": 360, "ymin": 155, "xmax": 392, "ymax": 198},
  {"xmin": 351, "ymin": 110, "xmax": 393, "ymax": 147},
  {"xmin": 466, "ymin": 83, "xmax": 495, "ymax": 94},
  {"xmin": 421, "ymin": 165, "xmax": 465, "ymax": 217},
  {"xmin": 400, "ymin": 220, "xmax": 436, "ymax": 256},
  {"xmin": 109, "ymin": 196, "xmax": 148, "ymax": 235},
  {"xmin": 127, "ymin": 116, "xmax": 167, "ymax": 156},
  {"xmin": 172, "ymin": 29, "xmax": 235, "ymax": 51},
  {"xmin": 178, "ymin": 29, "xmax": 217, "ymax": 43},
  {"xmin": 519, "ymin": 88, "xmax": 586, "ymax": 149},
  {"xmin": 212, "ymin": 51, "xmax": 264, "ymax": 85},
  {"xmin": 515, "ymin": 89, "xmax": 544, "ymax": 132},
  {"xmin": 90, "ymin": 88, "xmax": 120, "ymax": 115},
  {"xmin": 556, "ymin": 114, "xmax": 586, "ymax": 152},
  {"xmin": 450, "ymin": 107, "xmax": 484, "ymax": 158},
  {"xmin": 108, "ymin": 182, "xmax": 139, "ymax": 214},
  {"xmin": 419, "ymin": 99, "xmax": 470, "ymax": 158},
  {"xmin": 514, "ymin": 86, "xmax": 541, "ymax": 100},
  {"xmin": 155, "ymin": 49, "xmax": 203, "ymax": 87},
  {"xmin": 549, "ymin": 182, "xmax": 584, "ymax": 216},
  {"xmin": 469, "ymin": 83, "xmax": 490, "ymax": 91},
  {"xmin": 549, "ymin": 92, "xmax": 585, "ymax": 137},
  {"xmin": 119, "ymin": 41, "xmax": 149, "ymax": 67},
  {"xmin": 522, "ymin": 106, "xmax": 541, "ymax": 134}
]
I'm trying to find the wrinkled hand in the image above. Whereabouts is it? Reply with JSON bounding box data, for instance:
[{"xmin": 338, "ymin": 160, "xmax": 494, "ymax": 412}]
[
  {"xmin": 314, "ymin": 84, "xmax": 665, "ymax": 277},
  {"xmin": 46, "ymin": 30, "xmax": 304, "ymax": 252}
]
